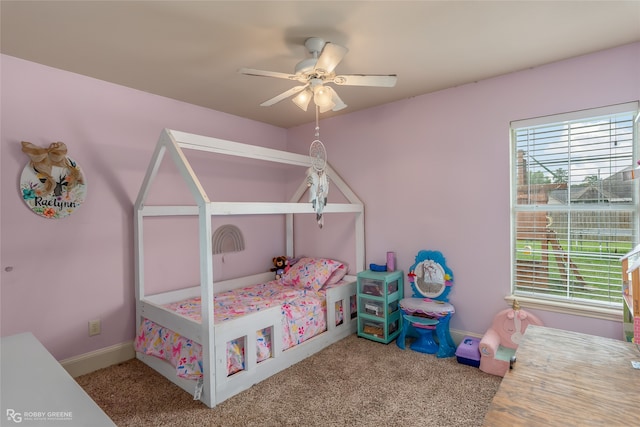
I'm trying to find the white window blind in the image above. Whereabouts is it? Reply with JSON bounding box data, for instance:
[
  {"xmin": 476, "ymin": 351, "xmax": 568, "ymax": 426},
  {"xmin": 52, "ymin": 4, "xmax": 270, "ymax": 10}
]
[{"xmin": 511, "ymin": 102, "xmax": 639, "ymax": 308}]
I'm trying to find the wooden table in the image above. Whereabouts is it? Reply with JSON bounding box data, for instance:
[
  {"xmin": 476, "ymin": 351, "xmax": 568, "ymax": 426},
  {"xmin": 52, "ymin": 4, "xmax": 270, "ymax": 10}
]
[
  {"xmin": 483, "ymin": 325, "xmax": 639, "ymax": 426},
  {"xmin": 1, "ymin": 332, "xmax": 115, "ymax": 426}
]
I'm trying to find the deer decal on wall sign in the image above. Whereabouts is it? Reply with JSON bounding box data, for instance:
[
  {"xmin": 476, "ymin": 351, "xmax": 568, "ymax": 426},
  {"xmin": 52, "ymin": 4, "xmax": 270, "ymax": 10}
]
[{"xmin": 20, "ymin": 141, "xmax": 87, "ymax": 219}]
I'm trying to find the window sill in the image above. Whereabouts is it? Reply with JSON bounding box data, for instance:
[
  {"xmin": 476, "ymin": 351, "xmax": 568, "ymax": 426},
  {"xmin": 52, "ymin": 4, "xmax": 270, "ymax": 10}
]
[{"xmin": 504, "ymin": 295, "xmax": 622, "ymax": 322}]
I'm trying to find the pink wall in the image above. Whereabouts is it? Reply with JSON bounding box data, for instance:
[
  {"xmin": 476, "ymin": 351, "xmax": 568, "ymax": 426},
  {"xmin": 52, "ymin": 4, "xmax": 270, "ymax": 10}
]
[
  {"xmin": 1, "ymin": 43, "xmax": 639, "ymax": 361},
  {"xmin": 288, "ymin": 42, "xmax": 640, "ymax": 340},
  {"xmin": 0, "ymin": 55, "xmax": 289, "ymax": 359}
]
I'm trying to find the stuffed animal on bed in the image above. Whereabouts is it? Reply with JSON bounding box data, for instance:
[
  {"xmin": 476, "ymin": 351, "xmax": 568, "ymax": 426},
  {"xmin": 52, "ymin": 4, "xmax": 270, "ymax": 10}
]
[{"xmin": 270, "ymin": 256, "xmax": 290, "ymax": 280}]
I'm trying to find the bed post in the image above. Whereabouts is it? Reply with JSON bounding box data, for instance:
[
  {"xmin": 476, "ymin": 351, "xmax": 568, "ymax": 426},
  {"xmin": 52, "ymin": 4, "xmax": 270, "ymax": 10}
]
[
  {"xmin": 199, "ymin": 203, "xmax": 216, "ymax": 407},
  {"xmin": 133, "ymin": 209, "xmax": 144, "ymax": 333},
  {"xmin": 285, "ymin": 213, "xmax": 294, "ymax": 257},
  {"xmin": 134, "ymin": 133, "xmax": 169, "ymax": 334},
  {"xmin": 356, "ymin": 210, "xmax": 365, "ymax": 272}
]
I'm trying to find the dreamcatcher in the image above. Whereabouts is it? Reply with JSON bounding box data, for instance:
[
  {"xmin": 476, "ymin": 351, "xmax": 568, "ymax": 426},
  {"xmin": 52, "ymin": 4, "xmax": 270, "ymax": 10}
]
[{"xmin": 307, "ymin": 106, "xmax": 329, "ymax": 228}]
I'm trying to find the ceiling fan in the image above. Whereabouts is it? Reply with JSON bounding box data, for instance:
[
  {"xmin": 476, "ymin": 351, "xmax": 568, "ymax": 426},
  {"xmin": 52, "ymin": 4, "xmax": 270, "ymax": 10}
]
[{"xmin": 239, "ymin": 37, "xmax": 397, "ymax": 113}]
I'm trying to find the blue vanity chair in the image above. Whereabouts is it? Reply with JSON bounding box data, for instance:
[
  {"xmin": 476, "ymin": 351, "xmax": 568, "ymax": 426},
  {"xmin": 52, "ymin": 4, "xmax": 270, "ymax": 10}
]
[{"xmin": 396, "ymin": 250, "xmax": 456, "ymax": 358}]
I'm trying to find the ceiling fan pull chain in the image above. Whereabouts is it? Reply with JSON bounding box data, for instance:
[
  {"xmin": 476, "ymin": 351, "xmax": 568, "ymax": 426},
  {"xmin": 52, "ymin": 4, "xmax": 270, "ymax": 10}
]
[{"xmin": 315, "ymin": 105, "xmax": 320, "ymax": 139}]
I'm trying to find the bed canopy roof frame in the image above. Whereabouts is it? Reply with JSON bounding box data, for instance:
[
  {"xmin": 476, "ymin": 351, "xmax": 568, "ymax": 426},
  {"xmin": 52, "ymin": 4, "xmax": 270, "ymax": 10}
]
[{"xmin": 134, "ymin": 128, "xmax": 364, "ymax": 264}]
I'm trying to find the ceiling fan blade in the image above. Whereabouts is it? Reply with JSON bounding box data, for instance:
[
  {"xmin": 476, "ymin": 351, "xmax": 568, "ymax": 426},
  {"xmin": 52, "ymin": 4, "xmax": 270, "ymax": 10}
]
[
  {"xmin": 333, "ymin": 74, "xmax": 398, "ymax": 87},
  {"xmin": 260, "ymin": 85, "xmax": 308, "ymax": 107},
  {"xmin": 238, "ymin": 67, "xmax": 296, "ymax": 80},
  {"xmin": 314, "ymin": 43, "xmax": 348, "ymax": 74}
]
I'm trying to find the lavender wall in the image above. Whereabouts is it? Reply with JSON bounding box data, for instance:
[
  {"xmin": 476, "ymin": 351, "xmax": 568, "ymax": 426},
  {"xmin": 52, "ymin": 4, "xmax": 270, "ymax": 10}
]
[
  {"xmin": 0, "ymin": 55, "xmax": 288, "ymax": 359},
  {"xmin": 288, "ymin": 42, "xmax": 640, "ymax": 340},
  {"xmin": 1, "ymin": 43, "xmax": 638, "ymax": 361}
]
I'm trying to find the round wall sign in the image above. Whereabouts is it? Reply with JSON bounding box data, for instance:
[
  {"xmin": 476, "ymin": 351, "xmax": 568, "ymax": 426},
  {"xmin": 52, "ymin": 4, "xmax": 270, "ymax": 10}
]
[{"xmin": 19, "ymin": 155, "xmax": 87, "ymax": 219}]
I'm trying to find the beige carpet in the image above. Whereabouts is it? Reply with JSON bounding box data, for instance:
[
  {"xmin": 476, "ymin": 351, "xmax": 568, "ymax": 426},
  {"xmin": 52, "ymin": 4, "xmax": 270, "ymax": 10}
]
[{"xmin": 76, "ymin": 334, "xmax": 501, "ymax": 427}]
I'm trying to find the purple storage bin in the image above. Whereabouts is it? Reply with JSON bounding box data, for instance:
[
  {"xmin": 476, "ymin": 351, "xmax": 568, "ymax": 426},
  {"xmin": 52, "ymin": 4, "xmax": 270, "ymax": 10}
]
[{"xmin": 455, "ymin": 336, "xmax": 481, "ymax": 368}]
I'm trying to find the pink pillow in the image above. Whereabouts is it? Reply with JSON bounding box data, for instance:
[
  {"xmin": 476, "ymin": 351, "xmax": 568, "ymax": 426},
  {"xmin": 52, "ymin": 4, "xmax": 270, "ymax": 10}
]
[
  {"xmin": 281, "ymin": 257, "xmax": 344, "ymax": 291},
  {"xmin": 325, "ymin": 262, "xmax": 349, "ymax": 285}
]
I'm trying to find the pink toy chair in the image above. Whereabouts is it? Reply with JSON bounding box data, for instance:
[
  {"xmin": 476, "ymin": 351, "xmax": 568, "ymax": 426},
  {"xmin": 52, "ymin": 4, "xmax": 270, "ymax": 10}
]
[{"xmin": 478, "ymin": 300, "xmax": 543, "ymax": 377}]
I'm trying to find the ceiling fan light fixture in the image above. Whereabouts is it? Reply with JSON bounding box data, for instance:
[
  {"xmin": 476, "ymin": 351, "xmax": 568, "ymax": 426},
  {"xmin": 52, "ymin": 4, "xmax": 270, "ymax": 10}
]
[
  {"xmin": 292, "ymin": 88, "xmax": 313, "ymax": 111},
  {"xmin": 327, "ymin": 86, "xmax": 347, "ymax": 111},
  {"xmin": 332, "ymin": 99, "xmax": 347, "ymax": 112},
  {"xmin": 313, "ymin": 85, "xmax": 333, "ymax": 108},
  {"xmin": 319, "ymin": 102, "xmax": 336, "ymax": 114}
]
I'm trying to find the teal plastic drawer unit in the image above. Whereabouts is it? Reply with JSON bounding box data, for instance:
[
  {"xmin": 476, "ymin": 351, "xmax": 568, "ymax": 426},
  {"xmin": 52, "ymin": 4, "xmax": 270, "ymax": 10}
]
[{"xmin": 357, "ymin": 269, "xmax": 404, "ymax": 344}]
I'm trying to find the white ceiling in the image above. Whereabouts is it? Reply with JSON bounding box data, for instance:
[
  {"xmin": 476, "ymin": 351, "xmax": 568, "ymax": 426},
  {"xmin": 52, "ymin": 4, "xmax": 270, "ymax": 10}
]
[{"xmin": 2, "ymin": 1, "xmax": 639, "ymax": 129}]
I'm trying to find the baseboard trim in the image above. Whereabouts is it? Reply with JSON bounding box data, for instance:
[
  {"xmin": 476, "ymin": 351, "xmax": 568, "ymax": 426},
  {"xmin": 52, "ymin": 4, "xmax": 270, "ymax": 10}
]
[
  {"xmin": 60, "ymin": 340, "xmax": 135, "ymax": 378},
  {"xmin": 451, "ymin": 328, "xmax": 482, "ymax": 344},
  {"xmin": 60, "ymin": 330, "xmax": 479, "ymax": 378}
]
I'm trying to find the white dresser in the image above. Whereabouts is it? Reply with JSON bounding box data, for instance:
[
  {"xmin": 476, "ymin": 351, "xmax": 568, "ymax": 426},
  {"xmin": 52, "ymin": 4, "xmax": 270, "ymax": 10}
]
[{"xmin": 1, "ymin": 332, "xmax": 115, "ymax": 426}]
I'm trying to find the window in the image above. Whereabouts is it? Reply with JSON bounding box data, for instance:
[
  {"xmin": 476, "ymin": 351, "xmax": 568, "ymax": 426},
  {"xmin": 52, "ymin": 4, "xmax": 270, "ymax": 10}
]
[{"xmin": 511, "ymin": 102, "xmax": 639, "ymax": 317}]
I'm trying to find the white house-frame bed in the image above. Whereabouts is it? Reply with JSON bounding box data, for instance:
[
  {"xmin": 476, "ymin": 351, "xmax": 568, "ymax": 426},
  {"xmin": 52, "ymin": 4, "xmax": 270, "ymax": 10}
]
[{"xmin": 134, "ymin": 129, "xmax": 365, "ymax": 407}]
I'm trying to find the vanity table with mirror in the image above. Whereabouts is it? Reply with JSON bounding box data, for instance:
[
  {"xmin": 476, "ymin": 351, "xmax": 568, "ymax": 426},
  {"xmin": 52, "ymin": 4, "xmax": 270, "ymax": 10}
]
[{"xmin": 396, "ymin": 250, "xmax": 456, "ymax": 357}]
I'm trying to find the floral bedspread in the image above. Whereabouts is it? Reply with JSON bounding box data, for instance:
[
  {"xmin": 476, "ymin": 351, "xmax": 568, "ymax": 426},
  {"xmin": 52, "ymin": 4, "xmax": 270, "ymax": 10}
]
[{"xmin": 135, "ymin": 280, "xmax": 342, "ymax": 378}]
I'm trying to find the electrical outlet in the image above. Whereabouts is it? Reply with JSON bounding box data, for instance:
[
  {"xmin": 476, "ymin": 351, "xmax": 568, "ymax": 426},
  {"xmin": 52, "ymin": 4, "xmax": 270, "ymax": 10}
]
[{"xmin": 88, "ymin": 319, "xmax": 101, "ymax": 336}]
